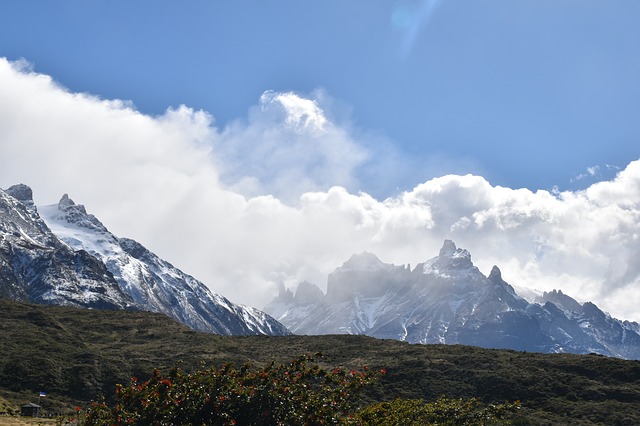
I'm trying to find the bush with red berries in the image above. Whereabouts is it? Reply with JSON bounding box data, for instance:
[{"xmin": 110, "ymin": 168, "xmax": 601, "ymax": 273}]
[
  {"xmin": 74, "ymin": 354, "xmax": 521, "ymax": 425},
  {"xmin": 80, "ymin": 354, "xmax": 382, "ymax": 425}
]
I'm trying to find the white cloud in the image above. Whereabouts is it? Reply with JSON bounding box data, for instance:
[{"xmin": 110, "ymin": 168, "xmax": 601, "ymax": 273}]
[
  {"xmin": 261, "ymin": 90, "xmax": 327, "ymax": 135},
  {"xmin": 214, "ymin": 89, "xmax": 369, "ymax": 202},
  {"xmin": 2, "ymin": 57, "xmax": 640, "ymax": 322},
  {"xmin": 571, "ymin": 163, "xmax": 621, "ymax": 184}
]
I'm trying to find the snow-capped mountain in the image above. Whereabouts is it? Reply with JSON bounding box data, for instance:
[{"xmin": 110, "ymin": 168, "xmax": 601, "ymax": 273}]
[
  {"xmin": 266, "ymin": 240, "xmax": 640, "ymax": 359},
  {"xmin": 0, "ymin": 184, "xmax": 133, "ymax": 309},
  {"xmin": 0, "ymin": 184, "xmax": 289, "ymax": 336}
]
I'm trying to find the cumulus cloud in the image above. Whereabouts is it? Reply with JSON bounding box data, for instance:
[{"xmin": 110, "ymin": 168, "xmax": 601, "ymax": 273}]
[
  {"xmin": 1, "ymin": 57, "xmax": 640, "ymax": 322},
  {"xmin": 214, "ymin": 89, "xmax": 369, "ymax": 202}
]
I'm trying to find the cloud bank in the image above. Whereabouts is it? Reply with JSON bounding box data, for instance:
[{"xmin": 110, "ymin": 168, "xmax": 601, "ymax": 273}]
[{"xmin": 2, "ymin": 57, "xmax": 640, "ymax": 322}]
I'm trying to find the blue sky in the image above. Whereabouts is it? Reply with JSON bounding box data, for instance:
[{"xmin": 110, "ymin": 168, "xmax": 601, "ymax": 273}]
[
  {"xmin": 3, "ymin": 1, "xmax": 638, "ymax": 196},
  {"xmin": 2, "ymin": 1, "xmax": 640, "ymax": 320}
]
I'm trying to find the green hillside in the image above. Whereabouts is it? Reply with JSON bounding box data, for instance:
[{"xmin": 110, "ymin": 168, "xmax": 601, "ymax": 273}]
[{"xmin": 1, "ymin": 299, "xmax": 640, "ymax": 424}]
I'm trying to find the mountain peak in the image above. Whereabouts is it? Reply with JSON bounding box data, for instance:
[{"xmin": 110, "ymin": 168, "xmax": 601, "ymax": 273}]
[
  {"xmin": 6, "ymin": 184, "xmax": 34, "ymax": 204},
  {"xmin": 293, "ymin": 281, "xmax": 324, "ymax": 305},
  {"xmin": 0, "ymin": 186, "xmax": 133, "ymax": 309},
  {"xmin": 439, "ymin": 239, "xmax": 457, "ymax": 257},
  {"xmin": 45, "ymin": 193, "xmax": 111, "ymax": 236},
  {"xmin": 541, "ymin": 289, "xmax": 583, "ymax": 314},
  {"xmin": 59, "ymin": 193, "xmax": 73, "ymax": 206},
  {"xmin": 6, "ymin": 183, "xmax": 37, "ymax": 215},
  {"xmin": 341, "ymin": 252, "xmax": 386, "ymax": 271},
  {"xmin": 59, "ymin": 194, "xmax": 87, "ymax": 214},
  {"xmin": 488, "ymin": 265, "xmax": 502, "ymax": 282},
  {"xmin": 432, "ymin": 239, "xmax": 473, "ymax": 271},
  {"xmin": 327, "ymin": 252, "xmax": 408, "ymax": 302}
]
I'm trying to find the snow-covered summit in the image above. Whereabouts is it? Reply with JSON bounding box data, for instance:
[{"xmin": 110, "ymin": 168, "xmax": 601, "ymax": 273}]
[
  {"xmin": 39, "ymin": 195, "xmax": 120, "ymax": 260},
  {"xmin": 420, "ymin": 239, "xmax": 476, "ymax": 276},
  {"xmin": 0, "ymin": 185, "xmax": 132, "ymax": 309},
  {"xmin": 54, "ymin": 194, "xmax": 109, "ymax": 233}
]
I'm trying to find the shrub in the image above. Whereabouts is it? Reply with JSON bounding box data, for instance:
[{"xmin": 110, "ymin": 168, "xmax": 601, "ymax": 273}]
[
  {"xmin": 80, "ymin": 354, "xmax": 381, "ymax": 425},
  {"xmin": 355, "ymin": 397, "xmax": 521, "ymax": 425},
  {"xmin": 75, "ymin": 354, "xmax": 520, "ymax": 425}
]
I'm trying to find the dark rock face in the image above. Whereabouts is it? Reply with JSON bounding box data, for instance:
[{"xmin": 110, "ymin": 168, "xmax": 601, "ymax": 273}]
[
  {"xmin": 294, "ymin": 281, "xmax": 325, "ymax": 305},
  {"xmin": 6, "ymin": 184, "xmax": 33, "ymax": 205},
  {"xmin": 266, "ymin": 241, "xmax": 640, "ymax": 359},
  {"xmin": 0, "ymin": 185, "xmax": 290, "ymax": 336}
]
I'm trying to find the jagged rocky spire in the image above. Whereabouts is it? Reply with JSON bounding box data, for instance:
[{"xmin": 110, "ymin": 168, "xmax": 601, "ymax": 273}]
[
  {"xmin": 439, "ymin": 239, "xmax": 457, "ymax": 257},
  {"xmin": 488, "ymin": 265, "xmax": 502, "ymax": 282}
]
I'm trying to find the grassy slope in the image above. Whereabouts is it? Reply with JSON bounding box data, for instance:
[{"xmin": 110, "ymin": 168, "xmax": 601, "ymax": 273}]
[{"xmin": 1, "ymin": 299, "xmax": 640, "ymax": 425}]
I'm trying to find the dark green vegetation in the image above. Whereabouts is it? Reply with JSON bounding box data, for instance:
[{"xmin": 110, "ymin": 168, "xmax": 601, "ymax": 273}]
[
  {"xmin": 2, "ymin": 299, "xmax": 640, "ymax": 425},
  {"xmin": 80, "ymin": 357, "xmax": 518, "ymax": 425}
]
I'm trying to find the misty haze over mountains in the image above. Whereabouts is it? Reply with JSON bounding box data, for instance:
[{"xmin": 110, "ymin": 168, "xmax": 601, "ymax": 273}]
[
  {"xmin": 3, "ymin": 183, "xmax": 640, "ymax": 359},
  {"xmin": 266, "ymin": 240, "xmax": 640, "ymax": 359}
]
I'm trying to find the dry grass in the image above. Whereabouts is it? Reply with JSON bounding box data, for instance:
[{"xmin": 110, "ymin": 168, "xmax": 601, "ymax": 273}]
[{"xmin": 0, "ymin": 417, "xmax": 58, "ymax": 426}]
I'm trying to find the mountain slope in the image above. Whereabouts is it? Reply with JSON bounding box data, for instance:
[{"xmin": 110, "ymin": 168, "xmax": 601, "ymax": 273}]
[
  {"xmin": 0, "ymin": 184, "xmax": 289, "ymax": 336},
  {"xmin": 266, "ymin": 240, "xmax": 640, "ymax": 359}
]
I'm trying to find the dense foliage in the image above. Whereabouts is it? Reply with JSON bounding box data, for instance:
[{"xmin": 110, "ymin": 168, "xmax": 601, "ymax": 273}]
[{"xmin": 80, "ymin": 355, "xmax": 381, "ymax": 425}]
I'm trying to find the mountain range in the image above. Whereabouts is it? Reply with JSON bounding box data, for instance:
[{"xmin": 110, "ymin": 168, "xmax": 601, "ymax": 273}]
[
  {"xmin": 266, "ymin": 240, "xmax": 640, "ymax": 359},
  {"xmin": 4, "ymin": 182, "xmax": 640, "ymax": 359},
  {"xmin": 0, "ymin": 184, "xmax": 289, "ymax": 336}
]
